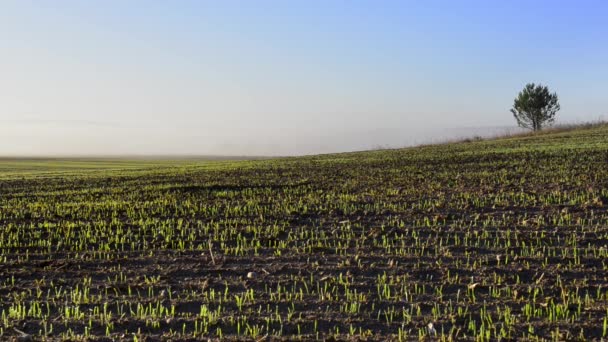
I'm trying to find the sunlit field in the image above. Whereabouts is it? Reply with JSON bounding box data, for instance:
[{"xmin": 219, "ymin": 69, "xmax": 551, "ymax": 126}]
[{"xmin": 2, "ymin": 124, "xmax": 608, "ymax": 340}]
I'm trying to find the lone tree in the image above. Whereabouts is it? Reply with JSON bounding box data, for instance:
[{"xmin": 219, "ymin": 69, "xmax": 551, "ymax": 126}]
[{"xmin": 510, "ymin": 83, "xmax": 560, "ymax": 131}]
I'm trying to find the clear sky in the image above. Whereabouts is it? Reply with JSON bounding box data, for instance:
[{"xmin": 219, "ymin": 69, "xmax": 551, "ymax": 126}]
[{"xmin": 1, "ymin": 0, "xmax": 607, "ymax": 156}]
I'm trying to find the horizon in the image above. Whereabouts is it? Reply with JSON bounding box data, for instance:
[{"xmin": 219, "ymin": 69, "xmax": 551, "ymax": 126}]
[
  {"xmin": 0, "ymin": 123, "xmax": 535, "ymax": 158},
  {"xmin": 1, "ymin": 1, "xmax": 607, "ymax": 156}
]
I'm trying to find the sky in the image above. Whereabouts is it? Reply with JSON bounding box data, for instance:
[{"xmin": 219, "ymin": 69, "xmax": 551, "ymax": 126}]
[{"xmin": 1, "ymin": 0, "xmax": 607, "ymax": 156}]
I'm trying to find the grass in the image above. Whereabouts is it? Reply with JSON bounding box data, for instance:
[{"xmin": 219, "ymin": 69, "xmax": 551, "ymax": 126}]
[{"xmin": 1, "ymin": 123, "xmax": 608, "ymax": 340}]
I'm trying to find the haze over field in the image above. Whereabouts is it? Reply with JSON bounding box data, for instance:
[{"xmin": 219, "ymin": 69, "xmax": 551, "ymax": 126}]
[{"xmin": 1, "ymin": 1, "xmax": 607, "ymax": 156}]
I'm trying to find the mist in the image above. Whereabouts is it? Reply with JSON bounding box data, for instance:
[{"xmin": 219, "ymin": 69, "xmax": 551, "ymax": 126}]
[{"xmin": 0, "ymin": 119, "xmax": 526, "ymax": 157}]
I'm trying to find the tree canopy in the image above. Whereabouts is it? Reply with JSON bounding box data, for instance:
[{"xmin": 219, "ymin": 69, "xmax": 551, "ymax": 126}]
[{"xmin": 511, "ymin": 83, "xmax": 560, "ymax": 131}]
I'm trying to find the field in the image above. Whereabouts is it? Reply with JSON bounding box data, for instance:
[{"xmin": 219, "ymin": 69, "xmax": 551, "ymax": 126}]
[{"xmin": 1, "ymin": 125, "xmax": 608, "ymax": 341}]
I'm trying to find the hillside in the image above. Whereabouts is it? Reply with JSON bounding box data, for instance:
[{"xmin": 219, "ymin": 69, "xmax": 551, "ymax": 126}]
[{"xmin": 1, "ymin": 124, "xmax": 608, "ymax": 340}]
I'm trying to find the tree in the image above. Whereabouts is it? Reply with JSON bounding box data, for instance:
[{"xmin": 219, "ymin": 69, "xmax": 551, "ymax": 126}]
[{"xmin": 510, "ymin": 83, "xmax": 560, "ymax": 131}]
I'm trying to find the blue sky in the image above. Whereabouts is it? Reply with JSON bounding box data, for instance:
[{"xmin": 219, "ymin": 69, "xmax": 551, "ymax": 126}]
[{"xmin": 1, "ymin": 1, "xmax": 607, "ymax": 155}]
